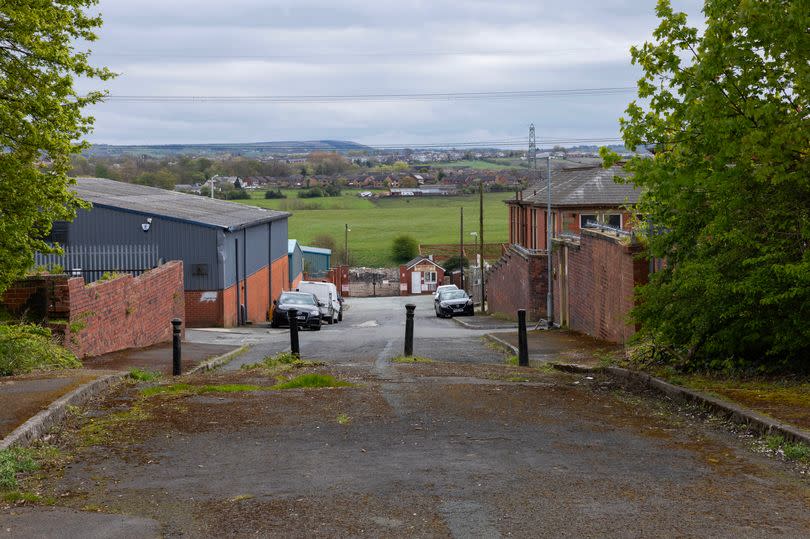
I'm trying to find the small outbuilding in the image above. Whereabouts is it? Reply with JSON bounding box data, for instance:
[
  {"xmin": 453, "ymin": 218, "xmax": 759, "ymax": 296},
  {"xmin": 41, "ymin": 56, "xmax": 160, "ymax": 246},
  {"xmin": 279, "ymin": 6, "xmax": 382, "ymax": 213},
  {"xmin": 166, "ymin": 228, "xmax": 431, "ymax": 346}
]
[
  {"xmin": 64, "ymin": 177, "xmax": 291, "ymax": 327},
  {"xmin": 399, "ymin": 256, "xmax": 445, "ymax": 295},
  {"xmin": 301, "ymin": 245, "xmax": 332, "ymax": 278}
]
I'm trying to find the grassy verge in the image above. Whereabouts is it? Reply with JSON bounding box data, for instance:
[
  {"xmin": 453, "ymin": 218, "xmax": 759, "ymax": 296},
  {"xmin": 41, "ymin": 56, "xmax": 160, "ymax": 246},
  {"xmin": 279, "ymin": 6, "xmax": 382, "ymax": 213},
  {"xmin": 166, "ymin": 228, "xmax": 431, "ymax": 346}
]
[
  {"xmin": 0, "ymin": 445, "xmax": 62, "ymax": 504},
  {"xmin": 0, "ymin": 323, "xmax": 80, "ymax": 376}
]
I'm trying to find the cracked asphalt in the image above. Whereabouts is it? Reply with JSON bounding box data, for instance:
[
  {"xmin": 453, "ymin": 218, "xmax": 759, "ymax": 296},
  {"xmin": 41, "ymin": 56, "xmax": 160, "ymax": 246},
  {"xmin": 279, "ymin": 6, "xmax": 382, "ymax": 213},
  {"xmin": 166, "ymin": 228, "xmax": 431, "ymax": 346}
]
[{"xmin": 3, "ymin": 296, "xmax": 809, "ymax": 538}]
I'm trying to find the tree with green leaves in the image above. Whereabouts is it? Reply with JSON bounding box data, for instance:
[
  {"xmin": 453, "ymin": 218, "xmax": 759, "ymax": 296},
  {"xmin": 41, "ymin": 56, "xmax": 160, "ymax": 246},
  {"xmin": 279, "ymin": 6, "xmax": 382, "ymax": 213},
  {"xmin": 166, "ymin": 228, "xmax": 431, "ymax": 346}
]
[
  {"xmin": 391, "ymin": 235, "xmax": 419, "ymax": 263},
  {"xmin": 605, "ymin": 0, "xmax": 809, "ymax": 369},
  {"xmin": 0, "ymin": 1, "xmax": 112, "ymax": 294}
]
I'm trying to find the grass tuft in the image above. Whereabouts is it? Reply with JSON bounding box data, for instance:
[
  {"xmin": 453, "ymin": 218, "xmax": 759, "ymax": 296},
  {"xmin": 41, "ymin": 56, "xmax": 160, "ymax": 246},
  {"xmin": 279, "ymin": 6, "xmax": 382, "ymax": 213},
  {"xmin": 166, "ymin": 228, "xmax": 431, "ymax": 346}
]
[
  {"xmin": 129, "ymin": 367, "xmax": 161, "ymax": 382},
  {"xmin": 336, "ymin": 413, "xmax": 351, "ymax": 425},
  {"xmin": 391, "ymin": 356, "xmax": 434, "ymax": 364},
  {"xmin": 241, "ymin": 352, "xmax": 325, "ymax": 372},
  {"xmin": 271, "ymin": 374, "xmax": 352, "ymax": 390}
]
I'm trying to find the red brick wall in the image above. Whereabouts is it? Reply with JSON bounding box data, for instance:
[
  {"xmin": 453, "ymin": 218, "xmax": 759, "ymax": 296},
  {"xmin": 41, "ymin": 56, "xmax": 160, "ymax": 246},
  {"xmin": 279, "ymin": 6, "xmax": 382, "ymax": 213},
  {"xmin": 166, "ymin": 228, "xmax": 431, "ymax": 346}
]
[
  {"xmin": 486, "ymin": 246, "xmax": 548, "ymax": 321},
  {"xmin": 185, "ymin": 290, "xmax": 224, "ymax": 328},
  {"xmin": 3, "ymin": 262, "xmax": 185, "ymax": 358},
  {"xmin": 399, "ymin": 263, "xmax": 446, "ymax": 295},
  {"xmin": 554, "ymin": 229, "xmax": 647, "ymax": 344},
  {"xmin": 327, "ymin": 265, "xmax": 350, "ymax": 297}
]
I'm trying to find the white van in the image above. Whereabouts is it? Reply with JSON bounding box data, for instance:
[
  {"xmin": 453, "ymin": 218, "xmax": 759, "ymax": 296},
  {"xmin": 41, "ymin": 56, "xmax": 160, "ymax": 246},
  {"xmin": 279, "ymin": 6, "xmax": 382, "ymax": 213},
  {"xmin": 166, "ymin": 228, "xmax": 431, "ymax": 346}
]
[{"xmin": 296, "ymin": 281, "xmax": 342, "ymax": 324}]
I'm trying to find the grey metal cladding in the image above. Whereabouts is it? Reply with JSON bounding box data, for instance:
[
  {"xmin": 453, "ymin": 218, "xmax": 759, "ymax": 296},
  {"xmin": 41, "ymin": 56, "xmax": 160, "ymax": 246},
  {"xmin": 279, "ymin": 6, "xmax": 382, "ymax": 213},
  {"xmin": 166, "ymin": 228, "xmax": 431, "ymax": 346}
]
[
  {"xmin": 73, "ymin": 177, "xmax": 290, "ymax": 229},
  {"xmin": 69, "ymin": 206, "xmax": 221, "ymax": 290},
  {"xmin": 270, "ymin": 219, "xmax": 288, "ymax": 262},
  {"xmin": 244, "ymin": 224, "xmax": 269, "ymax": 277}
]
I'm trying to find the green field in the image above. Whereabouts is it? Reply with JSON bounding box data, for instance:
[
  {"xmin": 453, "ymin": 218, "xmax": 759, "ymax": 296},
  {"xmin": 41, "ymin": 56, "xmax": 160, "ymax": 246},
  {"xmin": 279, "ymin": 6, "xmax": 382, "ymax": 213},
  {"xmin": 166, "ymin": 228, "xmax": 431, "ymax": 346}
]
[
  {"xmin": 237, "ymin": 190, "xmax": 512, "ymax": 267},
  {"xmin": 426, "ymin": 159, "xmax": 527, "ymax": 170}
]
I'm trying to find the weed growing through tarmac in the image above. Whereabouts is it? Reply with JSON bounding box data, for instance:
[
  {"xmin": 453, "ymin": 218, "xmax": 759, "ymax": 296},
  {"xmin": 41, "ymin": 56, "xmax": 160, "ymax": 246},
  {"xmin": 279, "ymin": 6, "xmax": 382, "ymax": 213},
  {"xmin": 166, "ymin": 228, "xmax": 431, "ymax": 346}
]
[
  {"xmin": 79, "ymin": 403, "xmax": 151, "ymax": 446},
  {"xmin": 0, "ymin": 445, "xmax": 62, "ymax": 504},
  {"xmin": 129, "ymin": 367, "xmax": 161, "ymax": 382},
  {"xmin": 141, "ymin": 383, "xmax": 268, "ymax": 398},
  {"xmin": 0, "ymin": 448, "xmax": 38, "ymax": 490},
  {"xmin": 763, "ymin": 435, "xmax": 810, "ymax": 463},
  {"xmin": 336, "ymin": 413, "xmax": 351, "ymax": 425},
  {"xmin": 241, "ymin": 352, "xmax": 325, "ymax": 373},
  {"xmin": 271, "ymin": 374, "xmax": 352, "ymax": 390},
  {"xmin": 391, "ymin": 356, "xmax": 434, "ymax": 364}
]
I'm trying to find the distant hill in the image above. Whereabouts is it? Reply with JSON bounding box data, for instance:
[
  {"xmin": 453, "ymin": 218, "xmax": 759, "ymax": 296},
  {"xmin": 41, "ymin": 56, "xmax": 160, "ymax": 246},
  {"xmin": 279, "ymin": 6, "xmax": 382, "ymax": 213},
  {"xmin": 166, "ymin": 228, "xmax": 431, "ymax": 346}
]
[{"xmin": 86, "ymin": 140, "xmax": 372, "ymax": 158}]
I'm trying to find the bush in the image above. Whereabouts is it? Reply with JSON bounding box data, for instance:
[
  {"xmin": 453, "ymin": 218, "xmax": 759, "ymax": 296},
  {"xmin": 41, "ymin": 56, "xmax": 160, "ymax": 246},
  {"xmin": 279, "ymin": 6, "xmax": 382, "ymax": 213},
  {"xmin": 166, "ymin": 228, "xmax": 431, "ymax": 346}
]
[
  {"xmin": 0, "ymin": 323, "xmax": 80, "ymax": 376},
  {"xmin": 323, "ymin": 184, "xmax": 341, "ymax": 197},
  {"xmin": 391, "ymin": 235, "xmax": 418, "ymax": 263},
  {"xmin": 225, "ymin": 188, "xmax": 250, "ymax": 200},
  {"xmin": 264, "ymin": 189, "xmax": 286, "ymax": 199},
  {"xmin": 443, "ymin": 255, "xmax": 470, "ymax": 272},
  {"xmin": 297, "ymin": 187, "xmax": 324, "ymax": 199}
]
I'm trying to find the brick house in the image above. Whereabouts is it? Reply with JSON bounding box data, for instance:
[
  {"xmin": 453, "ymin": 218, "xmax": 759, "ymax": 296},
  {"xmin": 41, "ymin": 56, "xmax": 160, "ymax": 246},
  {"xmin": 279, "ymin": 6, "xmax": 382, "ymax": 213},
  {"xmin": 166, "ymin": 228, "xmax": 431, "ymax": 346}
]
[
  {"xmin": 61, "ymin": 178, "xmax": 291, "ymax": 327},
  {"xmin": 507, "ymin": 165, "xmax": 640, "ymax": 250},
  {"xmin": 399, "ymin": 256, "xmax": 445, "ymax": 295}
]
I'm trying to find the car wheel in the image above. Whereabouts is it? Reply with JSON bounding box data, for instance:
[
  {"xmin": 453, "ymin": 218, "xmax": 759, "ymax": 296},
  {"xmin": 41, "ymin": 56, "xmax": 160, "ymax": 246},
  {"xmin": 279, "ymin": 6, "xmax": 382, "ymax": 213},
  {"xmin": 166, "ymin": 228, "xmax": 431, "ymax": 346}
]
[
  {"xmin": 270, "ymin": 319, "xmax": 279, "ymax": 328},
  {"xmin": 313, "ymin": 325, "xmax": 321, "ymax": 331},
  {"xmin": 338, "ymin": 310, "xmax": 343, "ymax": 322}
]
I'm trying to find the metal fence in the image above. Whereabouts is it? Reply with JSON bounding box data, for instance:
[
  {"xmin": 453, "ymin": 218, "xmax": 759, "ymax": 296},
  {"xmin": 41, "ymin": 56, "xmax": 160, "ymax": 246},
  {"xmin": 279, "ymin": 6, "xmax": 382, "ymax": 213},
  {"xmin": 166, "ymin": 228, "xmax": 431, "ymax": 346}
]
[{"xmin": 34, "ymin": 244, "xmax": 160, "ymax": 283}]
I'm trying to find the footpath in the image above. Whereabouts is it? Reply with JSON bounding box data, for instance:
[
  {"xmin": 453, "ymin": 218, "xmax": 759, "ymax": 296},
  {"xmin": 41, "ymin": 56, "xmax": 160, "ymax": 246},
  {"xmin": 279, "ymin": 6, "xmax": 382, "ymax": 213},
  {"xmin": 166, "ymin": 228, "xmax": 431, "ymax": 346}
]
[
  {"xmin": 476, "ymin": 316, "xmax": 810, "ymax": 447},
  {"xmin": 0, "ymin": 342, "xmax": 242, "ymax": 448}
]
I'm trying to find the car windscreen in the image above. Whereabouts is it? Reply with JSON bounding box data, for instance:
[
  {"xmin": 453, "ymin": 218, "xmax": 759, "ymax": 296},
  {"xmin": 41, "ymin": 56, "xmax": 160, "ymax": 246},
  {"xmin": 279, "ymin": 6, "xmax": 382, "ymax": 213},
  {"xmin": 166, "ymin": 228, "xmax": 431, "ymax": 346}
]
[
  {"xmin": 279, "ymin": 294, "xmax": 316, "ymax": 305},
  {"xmin": 440, "ymin": 290, "xmax": 468, "ymax": 300}
]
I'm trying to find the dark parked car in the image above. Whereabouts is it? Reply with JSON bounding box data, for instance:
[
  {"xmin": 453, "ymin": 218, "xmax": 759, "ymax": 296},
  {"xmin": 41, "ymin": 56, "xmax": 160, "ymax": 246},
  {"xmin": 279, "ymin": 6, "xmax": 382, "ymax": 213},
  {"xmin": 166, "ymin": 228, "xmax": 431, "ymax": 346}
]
[
  {"xmin": 434, "ymin": 289, "xmax": 474, "ymax": 318},
  {"xmin": 270, "ymin": 292, "xmax": 322, "ymax": 330}
]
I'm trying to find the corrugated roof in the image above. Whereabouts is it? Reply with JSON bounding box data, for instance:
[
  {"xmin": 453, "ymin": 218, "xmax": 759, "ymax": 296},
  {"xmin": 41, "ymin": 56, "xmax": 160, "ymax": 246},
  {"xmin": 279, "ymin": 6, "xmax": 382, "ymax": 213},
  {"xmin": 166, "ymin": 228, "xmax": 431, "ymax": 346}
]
[
  {"xmin": 515, "ymin": 165, "xmax": 639, "ymax": 207},
  {"xmin": 288, "ymin": 239, "xmax": 300, "ymax": 254},
  {"xmin": 73, "ymin": 177, "xmax": 289, "ymax": 230},
  {"xmin": 301, "ymin": 245, "xmax": 331, "ymax": 256}
]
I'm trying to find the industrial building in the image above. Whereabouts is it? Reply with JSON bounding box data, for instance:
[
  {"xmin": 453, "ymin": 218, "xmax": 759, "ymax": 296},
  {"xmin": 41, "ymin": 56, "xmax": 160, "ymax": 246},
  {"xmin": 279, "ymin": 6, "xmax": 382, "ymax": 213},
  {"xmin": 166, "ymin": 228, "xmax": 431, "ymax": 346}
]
[{"xmin": 61, "ymin": 178, "xmax": 290, "ymax": 327}]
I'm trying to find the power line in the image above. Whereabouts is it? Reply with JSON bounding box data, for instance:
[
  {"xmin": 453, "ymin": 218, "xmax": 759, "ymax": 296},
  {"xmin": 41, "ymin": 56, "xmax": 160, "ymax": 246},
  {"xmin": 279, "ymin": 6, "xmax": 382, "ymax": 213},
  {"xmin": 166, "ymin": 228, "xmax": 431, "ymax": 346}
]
[
  {"xmin": 98, "ymin": 86, "xmax": 636, "ymax": 104},
  {"xmin": 91, "ymin": 47, "xmax": 617, "ymax": 61}
]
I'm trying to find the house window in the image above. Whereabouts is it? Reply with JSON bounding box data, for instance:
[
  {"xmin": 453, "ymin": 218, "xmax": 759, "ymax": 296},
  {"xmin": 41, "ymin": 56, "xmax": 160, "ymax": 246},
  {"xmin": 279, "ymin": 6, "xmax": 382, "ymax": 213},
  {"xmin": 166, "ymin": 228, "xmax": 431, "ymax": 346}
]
[
  {"xmin": 580, "ymin": 214, "xmax": 597, "ymax": 228},
  {"xmin": 424, "ymin": 271, "xmax": 437, "ymax": 284},
  {"xmin": 606, "ymin": 214, "xmax": 622, "ymax": 228}
]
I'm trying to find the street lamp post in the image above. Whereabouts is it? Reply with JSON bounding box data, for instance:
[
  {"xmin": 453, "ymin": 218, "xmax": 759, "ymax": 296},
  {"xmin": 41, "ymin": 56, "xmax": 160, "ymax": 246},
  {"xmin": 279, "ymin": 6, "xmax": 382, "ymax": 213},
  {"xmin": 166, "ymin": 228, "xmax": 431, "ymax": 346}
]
[
  {"xmin": 546, "ymin": 156, "xmax": 553, "ymax": 326},
  {"xmin": 344, "ymin": 224, "xmax": 351, "ymax": 266},
  {"xmin": 470, "ymin": 231, "xmax": 483, "ymax": 311}
]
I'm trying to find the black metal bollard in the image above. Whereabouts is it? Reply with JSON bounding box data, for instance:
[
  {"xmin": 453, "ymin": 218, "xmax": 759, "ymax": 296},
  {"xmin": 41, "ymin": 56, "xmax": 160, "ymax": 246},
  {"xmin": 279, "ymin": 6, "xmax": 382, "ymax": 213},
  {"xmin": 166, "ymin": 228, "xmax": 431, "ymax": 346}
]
[
  {"xmin": 172, "ymin": 318, "xmax": 182, "ymax": 376},
  {"xmin": 404, "ymin": 303, "xmax": 416, "ymax": 356},
  {"xmin": 517, "ymin": 309, "xmax": 528, "ymax": 367},
  {"xmin": 288, "ymin": 308, "xmax": 300, "ymax": 356}
]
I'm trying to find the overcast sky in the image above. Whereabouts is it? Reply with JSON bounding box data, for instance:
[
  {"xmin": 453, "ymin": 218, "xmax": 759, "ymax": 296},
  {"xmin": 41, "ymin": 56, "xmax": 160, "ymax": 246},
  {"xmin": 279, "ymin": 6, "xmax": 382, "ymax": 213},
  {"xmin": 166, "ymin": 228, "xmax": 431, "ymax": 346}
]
[{"xmin": 78, "ymin": 0, "xmax": 704, "ymax": 147}]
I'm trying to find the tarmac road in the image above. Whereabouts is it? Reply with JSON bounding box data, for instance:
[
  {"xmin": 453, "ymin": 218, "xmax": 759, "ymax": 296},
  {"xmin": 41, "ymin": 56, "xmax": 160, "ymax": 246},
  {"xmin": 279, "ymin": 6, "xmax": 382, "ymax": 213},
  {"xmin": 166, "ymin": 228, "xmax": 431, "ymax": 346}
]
[{"xmin": 3, "ymin": 296, "xmax": 810, "ymax": 537}]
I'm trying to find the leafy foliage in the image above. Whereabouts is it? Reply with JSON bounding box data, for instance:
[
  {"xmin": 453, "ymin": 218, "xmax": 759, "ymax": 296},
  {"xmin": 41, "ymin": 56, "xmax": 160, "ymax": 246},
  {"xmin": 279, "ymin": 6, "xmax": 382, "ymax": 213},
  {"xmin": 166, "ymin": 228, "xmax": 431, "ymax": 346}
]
[
  {"xmin": 0, "ymin": 448, "xmax": 38, "ymax": 490},
  {"xmin": 442, "ymin": 255, "xmax": 470, "ymax": 272},
  {"xmin": 391, "ymin": 235, "xmax": 419, "ymax": 263},
  {"xmin": 264, "ymin": 189, "xmax": 287, "ymax": 199},
  {"xmin": 0, "ymin": 324, "xmax": 80, "ymax": 376},
  {"xmin": 0, "ymin": 1, "xmax": 113, "ymax": 295},
  {"xmin": 609, "ymin": 0, "xmax": 810, "ymax": 369}
]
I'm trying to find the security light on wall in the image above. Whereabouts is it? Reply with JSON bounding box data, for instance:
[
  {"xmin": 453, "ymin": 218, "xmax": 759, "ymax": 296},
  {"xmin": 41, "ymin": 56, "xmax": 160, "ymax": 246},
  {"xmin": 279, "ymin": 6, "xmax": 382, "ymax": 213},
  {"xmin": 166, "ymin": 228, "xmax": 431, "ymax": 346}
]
[{"xmin": 142, "ymin": 217, "xmax": 152, "ymax": 233}]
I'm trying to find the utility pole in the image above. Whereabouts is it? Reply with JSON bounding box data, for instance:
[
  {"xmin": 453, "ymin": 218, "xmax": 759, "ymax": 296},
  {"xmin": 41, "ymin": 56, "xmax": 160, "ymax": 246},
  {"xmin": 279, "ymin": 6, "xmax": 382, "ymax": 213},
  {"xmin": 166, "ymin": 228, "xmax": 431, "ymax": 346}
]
[
  {"xmin": 528, "ymin": 124, "xmax": 537, "ymax": 172},
  {"xmin": 546, "ymin": 155, "xmax": 553, "ymax": 326},
  {"xmin": 460, "ymin": 206, "xmax": 464, "ymax": 290},
  {"xmin": 479, "ymin": 180, "xmax": 485, "ymax": 314}
]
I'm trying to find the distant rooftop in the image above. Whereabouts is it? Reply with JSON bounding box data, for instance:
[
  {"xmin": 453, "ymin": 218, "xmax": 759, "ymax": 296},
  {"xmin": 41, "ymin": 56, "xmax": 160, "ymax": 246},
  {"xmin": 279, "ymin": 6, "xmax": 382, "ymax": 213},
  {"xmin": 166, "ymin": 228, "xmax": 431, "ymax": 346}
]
[
  {"xmin": 300, "ymin": 245, "xmax": 331, "ymax": 256},
  {"xmin": 514, "ymin": 165, "xmax": 640, "ymax": 207},
  {"xmin": 73, "ymin": 177, "xmax": 289, "ymax": 231}
]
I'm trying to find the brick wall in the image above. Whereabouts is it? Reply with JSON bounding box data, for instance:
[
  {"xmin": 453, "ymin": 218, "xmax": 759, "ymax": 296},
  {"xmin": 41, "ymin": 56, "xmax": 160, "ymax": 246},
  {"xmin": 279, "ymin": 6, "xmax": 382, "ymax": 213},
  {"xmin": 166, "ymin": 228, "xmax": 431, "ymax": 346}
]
[
  {"xmin": 554, "ymin": 229, "xmax": 648, "ymax": 344},
  {"xmin": 486, "ymin": 245, "xmax": 548, "ymax": 321},
  {"xmin": 2, "ymin": 262, "xmax": 185, "ymax": 358},
  {"xmin": 185, "ymin": 290, "xmax": 224, "ymax": 327}
]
